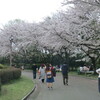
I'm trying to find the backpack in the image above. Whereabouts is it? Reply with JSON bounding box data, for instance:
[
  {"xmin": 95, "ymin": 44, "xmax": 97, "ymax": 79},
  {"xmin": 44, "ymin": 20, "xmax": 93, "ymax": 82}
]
[{"xmin": 51, "ymin": 67, "xmax": 56, "ymax": 77}]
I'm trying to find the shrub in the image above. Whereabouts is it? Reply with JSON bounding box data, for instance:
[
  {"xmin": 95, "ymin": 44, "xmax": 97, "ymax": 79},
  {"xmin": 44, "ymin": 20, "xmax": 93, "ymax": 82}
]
[
  {"xmin": 0, "ymin": 78, "xmax": 1, "ymax": 92},
  {"xmin": 12, "ymin": 68, "xmax": 22, "ymax": 79},
  {"xmin": 0, "ymin": 64, "xmax": 4, "ymax": 69},
  {"xmin": 0, "ymin": 64, "xmax": 8, "ymax": 69},
  {"xmin": 0, "ymin": 67, "xmax": 21, "ymax": 84}
]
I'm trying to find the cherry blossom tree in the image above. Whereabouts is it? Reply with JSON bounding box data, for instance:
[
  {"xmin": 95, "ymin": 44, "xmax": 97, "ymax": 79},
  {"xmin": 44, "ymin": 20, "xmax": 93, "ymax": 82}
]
[
  {"xmin": 36, "ymin": 0, "xmax": 100, "ymax": 71},
  {"xmin": 0, "ymin": 19, "xmax": 38, "ymax": 56},
  {"xmin": 62, "ymin": 0, "xmax": 100, "ymax": 72},
  {"xmin": 0, "ymin": 0, "xmax": 100, "ymax": 70}
]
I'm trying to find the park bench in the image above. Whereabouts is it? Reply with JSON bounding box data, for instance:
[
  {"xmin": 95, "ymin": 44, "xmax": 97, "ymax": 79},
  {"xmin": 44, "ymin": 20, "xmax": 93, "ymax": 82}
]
[
  {"xmin": 84, "ymin": 71, "xmax": 94, "ymax": 76},
  {"xmin": 78, "ymin": 70, "xmax": 94, "ymax": 75},
  {"xmin": 85, "ymin": 71, "xmax": 94, "ymax": 74}
]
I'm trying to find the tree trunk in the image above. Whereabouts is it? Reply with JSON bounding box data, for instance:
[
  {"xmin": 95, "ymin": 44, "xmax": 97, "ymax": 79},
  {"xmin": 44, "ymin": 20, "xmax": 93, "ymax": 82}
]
[{"xmin": 91, "ymin": 57, "xmax": 97, "ymax": 74}]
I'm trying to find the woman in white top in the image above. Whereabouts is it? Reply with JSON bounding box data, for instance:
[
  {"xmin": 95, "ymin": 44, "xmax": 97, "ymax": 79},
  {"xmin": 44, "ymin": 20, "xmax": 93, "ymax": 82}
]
[
  {"xmin": 96, "ymin": 68, "xmax": 100, "ymax": 93},
  {"xmin": 39, "ymin": 64, "xmax": 46, "ymax": 83}
]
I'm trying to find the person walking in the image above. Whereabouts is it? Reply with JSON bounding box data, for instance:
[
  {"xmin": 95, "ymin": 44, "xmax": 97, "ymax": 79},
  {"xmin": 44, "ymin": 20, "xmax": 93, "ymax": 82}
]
[
  {"xmin": 96, "ymin": 68, "xmax": 100, "ymax": 93},
  {"xmin": 45, "ymin": 64, "xmax": 54, "ymax": 90},
  {"xmin": 32, "ymin": 64, "xmax": 38, "ymax": 79},
  {"xmin": 38, "ymin": 64, "xmax": 46, "ymax": 83},
  {"xmin": 61, "ymin": 62, "xmax": 69, "ymax": 85},
  {"xmin": 50, "ymin": 65, "xmax": 56, "ymax": 77}
]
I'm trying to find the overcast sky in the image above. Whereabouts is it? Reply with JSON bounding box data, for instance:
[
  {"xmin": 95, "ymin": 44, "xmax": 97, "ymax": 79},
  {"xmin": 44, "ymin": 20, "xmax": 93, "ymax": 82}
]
[{"xmin": 0, "ymin": 0, "xmax": 64, "ymax": 26}]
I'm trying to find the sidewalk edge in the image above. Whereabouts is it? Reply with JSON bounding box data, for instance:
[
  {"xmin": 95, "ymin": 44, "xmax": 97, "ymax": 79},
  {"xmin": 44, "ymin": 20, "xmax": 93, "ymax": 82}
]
[{"xmin": 21, "ymin": 84, "xmax": 36, "ymax": 100}]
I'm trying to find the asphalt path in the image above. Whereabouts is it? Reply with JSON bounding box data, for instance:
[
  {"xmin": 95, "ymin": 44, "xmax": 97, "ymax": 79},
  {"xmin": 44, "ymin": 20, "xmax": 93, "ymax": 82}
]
[{"xmin": 22, "ymin": 70, "xmax": 100, "ymax": 100}]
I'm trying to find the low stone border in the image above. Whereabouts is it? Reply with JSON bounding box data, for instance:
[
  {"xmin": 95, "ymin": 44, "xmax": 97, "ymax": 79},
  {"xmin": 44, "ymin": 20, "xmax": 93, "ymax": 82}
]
[{"xmin": 21, "ymin": 84, "xmax": 36, "ymax": 100}]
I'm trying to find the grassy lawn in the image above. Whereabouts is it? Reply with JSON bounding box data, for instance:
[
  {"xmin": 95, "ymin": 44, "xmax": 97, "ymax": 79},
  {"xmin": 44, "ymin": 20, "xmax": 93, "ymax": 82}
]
[
  {"xmin": 0, "ymin": 76, "xmax": 34, "ymax": 100},
  {"xmin": 69, "ymin": 71, "xmax": 98, "ymax": 80}
]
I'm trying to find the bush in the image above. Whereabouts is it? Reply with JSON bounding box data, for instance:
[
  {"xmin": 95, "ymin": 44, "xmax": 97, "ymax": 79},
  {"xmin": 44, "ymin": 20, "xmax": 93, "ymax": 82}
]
[
  {"xmin": 0, "ymin": 64, "xmax": 4, "ymax": 69},
  {"xmin": 0, "ymin": 67, "xmax": 21, "ymax": 84},
  {"xmin": 0, "ymin": 78, "xmax": 1, "ymax": 92},
  {"xmin": 12, "ymin": 68, "xmax": 22, "ymax": 79},
  {"xmin": 0, "ymin": 64, "xmax": 8, "ymax": 69}
]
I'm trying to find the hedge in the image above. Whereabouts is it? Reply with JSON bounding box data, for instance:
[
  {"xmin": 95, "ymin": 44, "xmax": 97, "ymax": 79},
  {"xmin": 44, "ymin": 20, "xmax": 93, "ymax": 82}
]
[
  {"xmin": 0, "ymin": 78, "xmax": 1, "ymax": 91},
  {"xmin": 0, "ymin": 64, "xmax": 5, "ymax": 69},
  {"xmin": 0, "ymin": 67, "xmax": 21, "ymax": 84},
  {"xmin": 0, "ymin": 64, "xmax": 8, "ymax": 69}
]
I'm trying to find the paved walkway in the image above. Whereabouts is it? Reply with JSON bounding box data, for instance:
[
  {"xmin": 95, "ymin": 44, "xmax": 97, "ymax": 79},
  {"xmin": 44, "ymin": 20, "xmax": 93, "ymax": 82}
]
[{"xmin": 22, "ymin": 70, "xmax": 100, "ymax": 100}]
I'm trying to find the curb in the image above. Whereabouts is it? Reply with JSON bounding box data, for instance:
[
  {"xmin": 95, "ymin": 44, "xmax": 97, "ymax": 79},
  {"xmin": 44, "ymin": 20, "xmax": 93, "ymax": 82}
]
[{"xmin": 21, "ymin": 83, "xmax": 36, "ymax": 100}]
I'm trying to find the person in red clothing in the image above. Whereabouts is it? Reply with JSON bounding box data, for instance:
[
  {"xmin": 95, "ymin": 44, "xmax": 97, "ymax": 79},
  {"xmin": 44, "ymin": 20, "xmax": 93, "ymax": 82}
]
[{"xmin": 50, "ymin": 65, "xmax": 56, "ymax": 77}]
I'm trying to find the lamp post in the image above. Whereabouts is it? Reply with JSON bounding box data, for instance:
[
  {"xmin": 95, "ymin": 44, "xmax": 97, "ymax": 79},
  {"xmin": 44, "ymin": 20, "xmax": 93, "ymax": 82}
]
[{"xmin": 9, "ymin": 35, "xmax": 14, "ymax": 67}]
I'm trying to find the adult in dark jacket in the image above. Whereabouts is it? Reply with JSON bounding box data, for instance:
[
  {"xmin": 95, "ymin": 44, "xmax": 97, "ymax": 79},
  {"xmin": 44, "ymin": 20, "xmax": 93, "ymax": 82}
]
[
  {"xmin": 61, "ymin": 63, "xmax": 69, "ymax": 85},
  {"xmin": 32, "ymin": 64, "xmax": 38, "ymax": 79}
]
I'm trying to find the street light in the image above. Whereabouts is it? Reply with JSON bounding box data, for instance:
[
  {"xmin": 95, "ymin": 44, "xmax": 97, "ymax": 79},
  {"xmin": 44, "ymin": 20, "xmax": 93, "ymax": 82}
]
[{"xmin": 9, "ymin": 35, "xmax": 14, "ymax": 67}]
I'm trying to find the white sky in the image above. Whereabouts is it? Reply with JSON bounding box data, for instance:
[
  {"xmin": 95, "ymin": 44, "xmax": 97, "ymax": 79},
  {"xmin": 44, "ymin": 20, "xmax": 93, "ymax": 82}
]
[{"xmin": 0, "ymin": 0, "xmax": 64, "ymax": 26}]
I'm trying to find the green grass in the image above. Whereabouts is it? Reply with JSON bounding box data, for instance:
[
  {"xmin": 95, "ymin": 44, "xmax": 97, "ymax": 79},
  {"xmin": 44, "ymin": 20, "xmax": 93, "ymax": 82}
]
[
  {"xmin": 0, "ymin": 77, "xmax": 34, "ymax": 100},
  {"xmin": 69, "ymin": 71, "xmax": 98, "ymax": 80}
]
